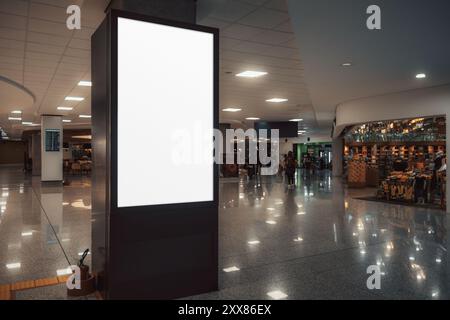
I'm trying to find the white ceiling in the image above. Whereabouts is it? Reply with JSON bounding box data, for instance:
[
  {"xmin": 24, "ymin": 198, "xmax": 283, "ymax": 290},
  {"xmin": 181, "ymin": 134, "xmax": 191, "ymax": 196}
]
[
  {"xmin": 198, "ymin": 0, "xmax": 315, "ymax": 131},
  {"xmin": 0, "ymin": 0, "xmax": 317, "ymax": 139},
  {"xmin": 0, "ymin": 0, "xmax": 108, "ymax": 138},
  {"xmin": 287, "ymin": 0, "xmax": 450, "ymax": 128}
]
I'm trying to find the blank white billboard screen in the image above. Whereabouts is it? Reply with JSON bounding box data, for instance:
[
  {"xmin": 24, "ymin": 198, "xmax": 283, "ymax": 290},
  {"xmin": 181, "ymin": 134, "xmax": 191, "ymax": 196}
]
[{"xmin": 117, "ymin": 17, "xmax": 214, "ymax": 208}]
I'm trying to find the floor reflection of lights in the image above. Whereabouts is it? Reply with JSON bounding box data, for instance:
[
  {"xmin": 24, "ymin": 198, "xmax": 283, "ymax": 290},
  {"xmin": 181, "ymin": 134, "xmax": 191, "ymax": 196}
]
[
  {"xmin": 223, "ymin": 266, "xmax": 240, "ymax": 273},
  {"xmin": 6, "ymin": 262, "xmax": 21, "ymax": 269},
  {"xmin": 267, "ymin": 290, "xmax": 288, "ymax": 300}
]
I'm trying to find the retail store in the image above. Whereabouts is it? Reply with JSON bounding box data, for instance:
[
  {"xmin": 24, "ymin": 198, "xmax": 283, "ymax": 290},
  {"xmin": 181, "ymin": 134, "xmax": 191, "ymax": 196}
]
[
  {"xmin": 295, "ymin": 142, "xmax": 332, "ymax": 170},
  {"xmin": 343, "ymin": 116, "xmax": 446, "ymax": 210}
]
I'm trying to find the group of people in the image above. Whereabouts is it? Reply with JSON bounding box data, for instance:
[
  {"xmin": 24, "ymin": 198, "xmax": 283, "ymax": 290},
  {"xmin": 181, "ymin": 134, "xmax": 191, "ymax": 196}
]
[{"xmin": 280, "ymin": 152, "xmax": 330, "ymax": 188}]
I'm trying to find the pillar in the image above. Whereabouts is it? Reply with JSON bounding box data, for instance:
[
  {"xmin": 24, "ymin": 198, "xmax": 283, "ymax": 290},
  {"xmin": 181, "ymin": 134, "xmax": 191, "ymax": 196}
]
[
  {"xmin": 332, "ymin": 136, "xmax": 344, "ymax": 177},
  {"xmin": 41, "ymin": 115, "xmax": 63, "ymax": 182},
  {"xmin": 31, "ymin": 133, "xmax": 41, "ymax": 176}
]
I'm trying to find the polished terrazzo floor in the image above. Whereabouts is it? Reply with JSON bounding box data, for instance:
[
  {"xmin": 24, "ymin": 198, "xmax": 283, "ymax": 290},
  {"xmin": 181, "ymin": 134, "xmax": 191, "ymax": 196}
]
[
  {"xmin": 0, "ymin": 165, "xmax": 449, "ymax": 300},
  {"xmin": 0, "ymin": 166, "xmax": 92, "ymax": 291}
]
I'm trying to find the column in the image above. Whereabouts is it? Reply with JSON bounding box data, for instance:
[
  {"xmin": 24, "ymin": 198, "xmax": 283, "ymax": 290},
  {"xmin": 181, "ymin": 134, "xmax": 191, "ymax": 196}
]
[
  {"xmin": 41, "ymin": 115, "xmax": 63, "ymax": 182},
  {"xmin": 332, "ymin": 136, "xmax": 344, "ymax": 177},
  {"xmin": 31, "ymin": 133, "xmax": 41, "ymax": 176}
]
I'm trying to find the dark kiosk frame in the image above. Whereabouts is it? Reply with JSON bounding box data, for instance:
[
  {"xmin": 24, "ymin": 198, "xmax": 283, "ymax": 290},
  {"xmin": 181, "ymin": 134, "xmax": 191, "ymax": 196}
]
[{"xmin": 92, "ymin": 9, "xmax": 219, "ymax": 299}]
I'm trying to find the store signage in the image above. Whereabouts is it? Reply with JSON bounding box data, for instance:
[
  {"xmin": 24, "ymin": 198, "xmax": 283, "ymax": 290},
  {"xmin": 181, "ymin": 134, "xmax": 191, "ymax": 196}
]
[{"xmin": 116, "ymin": 17, "xmax": 215, "ymax": 208}]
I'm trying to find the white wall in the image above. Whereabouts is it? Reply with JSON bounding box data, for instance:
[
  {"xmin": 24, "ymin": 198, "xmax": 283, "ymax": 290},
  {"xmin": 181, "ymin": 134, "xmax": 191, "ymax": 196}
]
[
  {"xmin": 334, "ymin": 84, "xmax": 450, "ymax": 212},
  {"xmin": 41, "ymin": 116, "xmax": 63, "ymax": 182}
]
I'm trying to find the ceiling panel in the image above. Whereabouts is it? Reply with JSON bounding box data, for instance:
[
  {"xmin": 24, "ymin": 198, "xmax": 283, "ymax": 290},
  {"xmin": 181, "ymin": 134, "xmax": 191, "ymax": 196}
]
[
  {"xmin": 264, "ymin": 0, "xmax": 289, "ymax": 12},
  {"xmin": 238, "ymin": 8, "xmax": 289, "ymax": 29},
  {"xmin": 0, "ymin": 0, "xmax": 28, "ymax": 16},
  {"xmin": 221, "ymin": 23, "xmax": 264, "ymax": 40},
  {"xmin": 29, "ymin": 2, "xmax": 67, "ymax": 23},
  {"xmin": 208, "ymin": 0, "xmax": 257, "ymax": 22},
  {"xmin": 64, "ymin": 47, "xmax": 90, "ymax": 59},
  {"xmin": 0, "ymin": 38, "xmax": 25, "ymax": 50},
  {"xmin": 0, "ymin": 47, "xmax": 25, "ymax": 58},
  {"xmin": 0, "ymin": 13, "xmax": 27, "ymax": 29},
  {"xmin": 0, "ymin": 27, "xmax": 27, "ymax": 41},
  {"xmin": 28, "ymin": 18, "xmax": 70, "ymax": 37},
  {"xmin": 68, "ymin": 38, "xmax": 90, "ymax": 50},
  {"xmin": 27, "ymin": 42, "xmax": 65, "ymax": 55},
  {"xmin": 249, "ymin": 29, "xmax": 294, "ymax": 45},
  {"xmin": 31, "ymin": 0, "xmax": 81, "ymax": 8},
  {"xmin": 0, "ymin": 55, "xmax": 23, "ymax": 65},
  {"xmin": 27, "ymin": 31, "xmax": 70, "ymax": 46}
]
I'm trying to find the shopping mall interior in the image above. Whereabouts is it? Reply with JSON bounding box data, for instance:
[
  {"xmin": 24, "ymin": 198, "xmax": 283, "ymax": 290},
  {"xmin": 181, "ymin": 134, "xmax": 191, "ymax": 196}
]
[{"xmin": 0, "ymin": 0, "xmax": 449, "ymax": 300}]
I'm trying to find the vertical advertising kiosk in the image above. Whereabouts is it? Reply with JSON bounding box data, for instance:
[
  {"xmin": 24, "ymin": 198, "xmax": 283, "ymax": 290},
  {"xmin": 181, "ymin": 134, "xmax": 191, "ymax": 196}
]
[{"xmin": 91, "ymin": 10, "xmax": 219, "ymax": 299}]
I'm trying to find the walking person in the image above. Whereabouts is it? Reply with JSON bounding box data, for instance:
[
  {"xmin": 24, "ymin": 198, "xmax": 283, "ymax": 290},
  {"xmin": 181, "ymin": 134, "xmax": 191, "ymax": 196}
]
[{"xmin": 286, "ymin": 151, "xmax": 297, "ymax": 189}]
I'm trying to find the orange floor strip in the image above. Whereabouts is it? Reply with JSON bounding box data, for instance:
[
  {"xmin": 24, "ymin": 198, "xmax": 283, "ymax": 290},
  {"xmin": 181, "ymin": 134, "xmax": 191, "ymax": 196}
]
[
  {"xmin": 1, "ymin": 276, "xmax": 100, "ymax": 300},
  {"xmin": 34, "ymin": 277, "xmax": 59, "ymax": 287},
  {"xmin": 57, "ymin": 275, "xmax": 70, "ymax": 284},
  {"xmin": 0, "ymin": 284, "xmax": 11, "ymax": 300},
  {"xmin": 11, "ymin": 280, "xmax": 35, "ymax": 291}
]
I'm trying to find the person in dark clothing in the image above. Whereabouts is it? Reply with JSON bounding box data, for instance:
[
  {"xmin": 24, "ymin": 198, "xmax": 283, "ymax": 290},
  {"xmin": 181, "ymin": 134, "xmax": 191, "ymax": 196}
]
[{"xmin": 286, "ymin": 151, "xmax": 297, "ymax": 188}]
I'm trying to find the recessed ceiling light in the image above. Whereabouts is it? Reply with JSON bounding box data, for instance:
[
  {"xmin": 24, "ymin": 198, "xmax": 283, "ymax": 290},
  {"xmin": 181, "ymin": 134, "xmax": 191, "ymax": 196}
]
[
  {"xmin": 11, "ymin": 110, "xmax": 22, "ymax": 114},
  {"xmin": 21, "ymin": 122, "xmax": 33, "ymax": 125},
  {"xmin": 62, "ymin": 119, "xmax": 72, "ymax": 123},
  {"xmin": 247, "ymin": 240, "xmax": 260, "ymax": 245},
  {"xmin": 236, "ymin": 71, "xmax": 268, "ymax": 78},
  {"xmin": 294, "ymin": 237, "xmax": 304, "ymax": 242},
  {"xmin": 65, "ymin": 96, "xmax": 84, "ymax": 101},
  {"xmin": 223, "ymin": 108, "xmax": 242, "ymax": 112},
  {"xmin": 21, "ymin": 231, "xmax": 33, "ymax": 236},
  {"xmin": 246, "ymin": 117, "xmax": 260, "ymax": 121},
  {"xmin": 266, "ymin": 98, "xmax": 288, "ymax": 103},
  {"xmin": 266, "ymin": 220, "xmax": 277, "ymax": 225},
  {"xmin": 8, "ymin": 117, "xmax": 22, "ymax": 121},
  {"xmin": 341, "ymin": 62, "xmax": 352, "ymax": 67},
  {"xmin": 290, "ymin": 119, "xmax": 303, "ymax": 122},
  {"xmin": 78, "ymin": 81, "xmax": 92, "ymax": 87},
  {"xmin": 267, "ymin": 290, "xmax": 288, "ymax": 300},
  {"xmin": 79, "ymin": 115, "xmax": 91, "ymax": 118},
  {"xmin": 57, "ymin": 106, "xmax": 73, "ymax": 111},
  {"xmin": 416, "ymin": 73, "xmax": 426, "ymax": 79}
]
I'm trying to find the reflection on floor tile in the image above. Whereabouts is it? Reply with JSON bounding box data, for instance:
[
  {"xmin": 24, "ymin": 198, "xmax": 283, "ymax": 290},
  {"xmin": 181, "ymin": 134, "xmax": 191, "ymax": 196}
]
[{"xmin": 1, "ymin": 166, "xmax": 449, "ymax": 300}]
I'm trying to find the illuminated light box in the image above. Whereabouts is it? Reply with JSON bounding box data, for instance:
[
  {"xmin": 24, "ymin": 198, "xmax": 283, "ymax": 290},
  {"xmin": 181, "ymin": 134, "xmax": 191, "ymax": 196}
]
[{"xmin": 116, "ymin": 17, "xmax": 215, "ymax": 208}]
